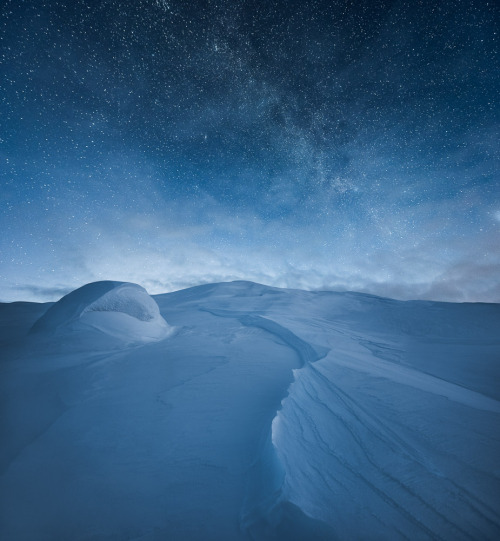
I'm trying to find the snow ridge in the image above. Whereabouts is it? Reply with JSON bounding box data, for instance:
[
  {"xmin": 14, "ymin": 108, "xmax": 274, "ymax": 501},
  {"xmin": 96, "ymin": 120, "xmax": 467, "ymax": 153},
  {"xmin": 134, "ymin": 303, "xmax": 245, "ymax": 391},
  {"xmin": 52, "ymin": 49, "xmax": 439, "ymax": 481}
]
[
  {"xmin": 202, "ymin": 307, "xmax": 333, "ymax": 537},
  {"xmin": 199, "ymin": 299, "xmax": 500, "ymax": 539},
  {"xmin": 202, "ymin": 309, "xmax": 328, "ymax": 367}
]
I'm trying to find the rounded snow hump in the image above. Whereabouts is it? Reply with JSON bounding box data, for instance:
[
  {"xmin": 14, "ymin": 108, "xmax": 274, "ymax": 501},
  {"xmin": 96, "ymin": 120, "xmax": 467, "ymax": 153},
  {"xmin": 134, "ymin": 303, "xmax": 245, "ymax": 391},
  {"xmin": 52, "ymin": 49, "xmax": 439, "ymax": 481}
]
[{"xmin": 31, "ymin": 281, "xmax": 172, "ymax": 343}]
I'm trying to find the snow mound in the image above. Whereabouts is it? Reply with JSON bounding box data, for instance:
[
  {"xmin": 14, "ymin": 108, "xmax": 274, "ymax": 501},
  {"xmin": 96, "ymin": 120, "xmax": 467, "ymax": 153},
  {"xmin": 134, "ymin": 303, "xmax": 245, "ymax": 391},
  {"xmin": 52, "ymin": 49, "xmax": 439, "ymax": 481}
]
[
  {"xmin": 31, "ymin": 281, "xmax": 172, "ymax": 343},
  {"xmin": 82, "ymin": 284, "xmax": 159, "ymax": 321}
]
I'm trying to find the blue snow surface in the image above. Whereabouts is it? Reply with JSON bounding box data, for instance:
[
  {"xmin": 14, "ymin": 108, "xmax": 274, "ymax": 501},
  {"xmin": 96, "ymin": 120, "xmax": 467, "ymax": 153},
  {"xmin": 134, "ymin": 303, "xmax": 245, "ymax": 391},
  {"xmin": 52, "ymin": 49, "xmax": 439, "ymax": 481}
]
[{"xmin": 1, "ymin": 280, "xmax": 499, "ymax": 540}]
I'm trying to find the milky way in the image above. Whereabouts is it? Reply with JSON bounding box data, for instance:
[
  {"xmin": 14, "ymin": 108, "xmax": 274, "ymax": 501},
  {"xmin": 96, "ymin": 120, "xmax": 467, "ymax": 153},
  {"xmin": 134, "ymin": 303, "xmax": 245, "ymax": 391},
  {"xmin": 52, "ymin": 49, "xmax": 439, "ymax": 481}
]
[{"xmin": 1, "ymin": 0, "xmax": 498, "ymax": 302}]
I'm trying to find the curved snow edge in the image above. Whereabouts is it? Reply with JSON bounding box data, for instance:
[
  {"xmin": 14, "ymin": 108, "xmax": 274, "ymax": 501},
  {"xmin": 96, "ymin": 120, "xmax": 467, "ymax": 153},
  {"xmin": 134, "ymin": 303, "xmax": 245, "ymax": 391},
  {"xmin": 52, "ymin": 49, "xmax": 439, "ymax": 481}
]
[
  {"xmin": 201, "ymin": 308, "xmax": 332, "ymax": 537},
  {"xmin": 31, "ymin": 281, "xmax": 173, "ymax": 343}
]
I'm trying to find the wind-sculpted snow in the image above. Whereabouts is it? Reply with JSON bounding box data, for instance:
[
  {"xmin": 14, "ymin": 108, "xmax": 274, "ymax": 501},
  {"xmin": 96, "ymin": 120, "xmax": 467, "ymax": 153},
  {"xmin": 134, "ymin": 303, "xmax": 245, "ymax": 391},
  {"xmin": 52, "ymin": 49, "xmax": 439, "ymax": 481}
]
[
  {"xmin": 1, "ymin": 280, "xmax": 499, "ymax": 540},
  {"xmin": 201, "ymin": 308, "xmax": 333, "ymax": 538},
  {"xmin": 82, "ymin": 285, "xmax": 158, "ymax": 321},
  {"xmin": 30, "ymin": 281, "xmax": 172, "ymax": 343},
  {"xmin": 273, "ymin": 360, "xmax": 500, "ymax": 539},
  {"xmin": 269, "ymin": 314, "xmax": 500, "ymax": 540},
  {"xmin": 202, "ymin": 309, "xmax": 329, "ymax": 367}
]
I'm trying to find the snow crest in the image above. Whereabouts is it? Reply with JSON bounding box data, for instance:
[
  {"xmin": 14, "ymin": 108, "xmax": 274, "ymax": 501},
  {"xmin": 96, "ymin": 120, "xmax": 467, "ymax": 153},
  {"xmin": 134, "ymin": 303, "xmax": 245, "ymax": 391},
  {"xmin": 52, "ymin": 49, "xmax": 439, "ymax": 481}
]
[
  {"xmin": 81, "ymin": 284, "xmax": 159, "ymax": 322},
  {"xmin": 31, "ymin": 281, "xmax": 172, "ymax": 343}
]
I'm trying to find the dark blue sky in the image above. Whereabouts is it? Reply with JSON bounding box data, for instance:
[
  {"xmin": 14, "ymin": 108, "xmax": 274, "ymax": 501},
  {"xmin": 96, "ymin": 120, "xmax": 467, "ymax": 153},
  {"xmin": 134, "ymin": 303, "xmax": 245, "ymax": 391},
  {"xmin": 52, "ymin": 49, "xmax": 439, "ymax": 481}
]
[{"xmin": 1, "ymin": 0, "xmax": 498, "ymax": 302}]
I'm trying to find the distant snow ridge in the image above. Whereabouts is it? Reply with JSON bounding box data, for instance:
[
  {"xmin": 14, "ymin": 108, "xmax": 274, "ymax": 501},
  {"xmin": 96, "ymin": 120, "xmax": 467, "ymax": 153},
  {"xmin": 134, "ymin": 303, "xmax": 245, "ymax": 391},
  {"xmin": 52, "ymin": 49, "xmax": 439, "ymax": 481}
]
[{"xmin": 31, "ymin": 281, "xmax": 172, "ymax": 343}]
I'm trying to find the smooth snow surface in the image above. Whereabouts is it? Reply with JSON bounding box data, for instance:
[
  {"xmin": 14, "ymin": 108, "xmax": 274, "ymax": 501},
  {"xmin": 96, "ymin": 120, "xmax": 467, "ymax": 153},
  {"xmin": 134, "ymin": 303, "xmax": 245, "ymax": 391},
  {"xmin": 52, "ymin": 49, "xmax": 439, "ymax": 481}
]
[{"xmin": 1, "ymin": 280, "xmax": 499, "ymax": 540}]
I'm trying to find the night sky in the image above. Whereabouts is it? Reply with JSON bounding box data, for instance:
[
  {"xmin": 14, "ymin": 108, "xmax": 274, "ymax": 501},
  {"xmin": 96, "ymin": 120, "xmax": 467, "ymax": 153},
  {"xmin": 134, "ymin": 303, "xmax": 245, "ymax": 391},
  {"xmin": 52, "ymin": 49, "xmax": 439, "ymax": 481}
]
[{"xmin": 1, "ymin": 0, "xmax": 498, "ymax": 302}]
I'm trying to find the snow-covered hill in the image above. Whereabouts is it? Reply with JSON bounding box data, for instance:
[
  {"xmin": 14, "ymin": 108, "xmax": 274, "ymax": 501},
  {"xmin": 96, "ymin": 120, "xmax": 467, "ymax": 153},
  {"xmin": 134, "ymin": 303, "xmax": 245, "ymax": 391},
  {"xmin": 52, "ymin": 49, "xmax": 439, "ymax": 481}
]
[{"xmin": 1, "ymin": 281, "xmax": 499, "ymax": 540}]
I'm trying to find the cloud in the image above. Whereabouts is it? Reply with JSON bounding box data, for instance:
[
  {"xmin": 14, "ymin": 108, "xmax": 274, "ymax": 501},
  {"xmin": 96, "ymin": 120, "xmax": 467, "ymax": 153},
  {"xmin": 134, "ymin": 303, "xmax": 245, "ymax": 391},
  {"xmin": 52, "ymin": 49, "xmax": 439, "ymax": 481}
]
[
  {"xmin": 5, "ymin": 212, "xmax": 498, "ymax": 304},
  {"xmin": 3, "ymin": 168, "xmax": 499, "ymax": 305},
  {"xmin": 2, "ymin": 284, "xmax": 73, "ymax": 303}
]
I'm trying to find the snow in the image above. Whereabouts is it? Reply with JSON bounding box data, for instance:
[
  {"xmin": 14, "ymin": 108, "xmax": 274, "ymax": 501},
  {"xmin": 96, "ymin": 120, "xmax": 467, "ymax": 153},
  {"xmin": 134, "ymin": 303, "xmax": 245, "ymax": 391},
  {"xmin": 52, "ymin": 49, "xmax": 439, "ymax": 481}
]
[
  {"xmin": 0, "ymin": 280, "xmax": 499, "ymax": 540},
  {"xmin": 30, "ymin": 281, "xmax": 173, "ymax": 344}
]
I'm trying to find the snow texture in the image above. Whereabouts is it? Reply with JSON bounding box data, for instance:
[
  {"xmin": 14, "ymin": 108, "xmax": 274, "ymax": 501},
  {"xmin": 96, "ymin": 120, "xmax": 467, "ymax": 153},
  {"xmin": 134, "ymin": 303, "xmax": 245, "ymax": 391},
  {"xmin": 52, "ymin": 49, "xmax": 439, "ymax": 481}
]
[{"xmin": 1, "ymin": 280, "xmax": 499, "ymax": 540}]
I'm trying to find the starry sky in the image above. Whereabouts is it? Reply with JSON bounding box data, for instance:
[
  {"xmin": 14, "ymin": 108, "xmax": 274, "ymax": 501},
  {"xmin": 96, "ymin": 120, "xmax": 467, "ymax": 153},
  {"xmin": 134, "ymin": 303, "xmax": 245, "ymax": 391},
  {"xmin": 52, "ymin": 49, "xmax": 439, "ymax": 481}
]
[{"xmin": 1, "ymin": 0, "xmax": 499, "ymax": 303}]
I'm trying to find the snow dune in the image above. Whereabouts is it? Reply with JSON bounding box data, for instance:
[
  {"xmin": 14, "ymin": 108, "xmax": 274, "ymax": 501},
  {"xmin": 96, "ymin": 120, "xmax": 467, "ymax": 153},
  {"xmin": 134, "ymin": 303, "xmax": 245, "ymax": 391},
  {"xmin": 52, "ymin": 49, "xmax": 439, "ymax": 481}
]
[
  {"xmin": 30, "ymin": 281, "xmax": 173, "ymax": 343},
  {"xmin": 0, "ymin": 280, "xmax": 499, "ymax": 540}
]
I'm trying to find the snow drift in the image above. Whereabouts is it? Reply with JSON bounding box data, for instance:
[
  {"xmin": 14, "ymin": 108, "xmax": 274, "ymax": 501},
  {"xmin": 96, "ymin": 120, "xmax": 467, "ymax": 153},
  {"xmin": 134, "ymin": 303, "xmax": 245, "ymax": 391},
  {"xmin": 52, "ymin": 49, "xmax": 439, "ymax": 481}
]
[
  {"xmin": 30, "ymin": 281, "xmax": 172, "ymax": 343},
  {"xmin": 1, "ymin": 281, "xmax": 499, "ymax": 540}
]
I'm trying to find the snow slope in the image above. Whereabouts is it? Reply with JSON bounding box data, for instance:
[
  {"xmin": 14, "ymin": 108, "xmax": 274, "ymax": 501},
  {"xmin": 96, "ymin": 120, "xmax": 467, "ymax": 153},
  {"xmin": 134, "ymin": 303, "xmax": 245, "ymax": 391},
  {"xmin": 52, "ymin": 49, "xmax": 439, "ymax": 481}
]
[{"xmin": 0, "ymin": 281, "xmax": 499, "ymax": 540}]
